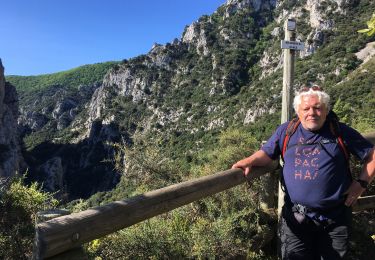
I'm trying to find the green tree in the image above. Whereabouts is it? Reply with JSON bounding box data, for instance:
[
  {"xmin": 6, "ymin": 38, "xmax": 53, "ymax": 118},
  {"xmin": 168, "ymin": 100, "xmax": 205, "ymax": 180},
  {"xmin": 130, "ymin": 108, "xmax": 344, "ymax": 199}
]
[
  {"xmin": 358, "ymin": 12, "xmax": 375, "ymax": 36},
  {"xmin": 333, "ymin": 97, "xmax": 351, "ymax": 124}
]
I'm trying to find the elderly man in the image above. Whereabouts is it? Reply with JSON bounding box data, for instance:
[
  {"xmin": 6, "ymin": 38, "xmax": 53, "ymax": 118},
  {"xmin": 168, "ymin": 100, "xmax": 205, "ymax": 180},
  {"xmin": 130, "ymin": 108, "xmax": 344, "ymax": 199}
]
[{"xmin": 232, "ymin": 86, "xmax": 375, "ymax": 260}]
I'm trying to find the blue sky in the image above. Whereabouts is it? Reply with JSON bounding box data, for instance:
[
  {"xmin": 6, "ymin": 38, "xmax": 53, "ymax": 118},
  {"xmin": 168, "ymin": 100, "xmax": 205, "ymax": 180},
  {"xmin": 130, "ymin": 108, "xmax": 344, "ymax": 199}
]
[{"xmin": 1, "ymin": 0, "xmax": 225, "ymax": 76}]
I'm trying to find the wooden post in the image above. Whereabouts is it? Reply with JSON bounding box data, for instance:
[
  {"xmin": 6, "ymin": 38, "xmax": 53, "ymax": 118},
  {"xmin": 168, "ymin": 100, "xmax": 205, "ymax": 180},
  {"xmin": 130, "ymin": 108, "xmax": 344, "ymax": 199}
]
[
  {"xmin": 33, "ymin": 209, "xmax": 87, "ymax": 260},
  {"xmin": 259, "ymin": 140, "xmax": 276, "ymax": 212},
  {"xmin": 278, "ymin": 18, "xmax": 297, "ymax": 217},
  {"xmin": 258, "ymin": 172, "xmax": 277, "ymax": 211},
  {"xmin": 277, "ymin": 18, "xmax": 297, "ymax": 259}
]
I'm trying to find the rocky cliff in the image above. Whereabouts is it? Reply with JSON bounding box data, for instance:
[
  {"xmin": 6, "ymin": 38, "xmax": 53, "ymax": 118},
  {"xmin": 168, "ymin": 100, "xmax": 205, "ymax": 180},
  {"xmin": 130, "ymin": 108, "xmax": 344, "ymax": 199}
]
[{"xmin": 0, "ymin": 59, "xmax": 23, "ymax": 178}]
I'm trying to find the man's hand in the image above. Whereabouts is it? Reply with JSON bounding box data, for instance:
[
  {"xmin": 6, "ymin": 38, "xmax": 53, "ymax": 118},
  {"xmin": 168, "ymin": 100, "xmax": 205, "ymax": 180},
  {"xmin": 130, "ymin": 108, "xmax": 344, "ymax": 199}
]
[
  {"xmin": 345, "ymin": 149, "xmax": 375, "ymax": 206},
  {"xmin": 231, "ymin": 158, "xmax": 252, "ymax": 177},
  {"xmin": 231, "ymin": 150, "xmax": 273, "ymax": 178}
]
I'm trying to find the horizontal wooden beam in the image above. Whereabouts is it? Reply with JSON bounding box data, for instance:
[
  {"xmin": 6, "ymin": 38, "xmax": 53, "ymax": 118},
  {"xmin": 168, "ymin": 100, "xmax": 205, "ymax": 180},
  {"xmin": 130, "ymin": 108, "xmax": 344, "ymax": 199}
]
[
  {"xmin": 353, "ymin": 195, "xmax": 375, "ymax": 212},
  {"xmin": 354, "ymin": 132, "xmax": 375, "ymax": 211},
  {"xmin": 35, "ymin": 162, "xmax": 278, "ymax": 259},
  {"xmin": 363, "ymin": 132, "xmax": 375, "ymax": 145}
]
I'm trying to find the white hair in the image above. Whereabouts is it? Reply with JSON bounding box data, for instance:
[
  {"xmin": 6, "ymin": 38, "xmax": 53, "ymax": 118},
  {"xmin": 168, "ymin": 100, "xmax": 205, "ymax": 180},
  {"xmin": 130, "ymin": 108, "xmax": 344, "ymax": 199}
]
[{"xmin": 293, "ymin": 88, "xmax": 331, "ymax": 113}]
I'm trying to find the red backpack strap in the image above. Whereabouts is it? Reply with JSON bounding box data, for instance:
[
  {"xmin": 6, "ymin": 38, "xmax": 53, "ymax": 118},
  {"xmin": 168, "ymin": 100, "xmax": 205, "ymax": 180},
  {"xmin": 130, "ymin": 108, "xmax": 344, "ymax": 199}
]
[
  {"xmin": 282, "ymin": 118, "xmax": 300, "ymax": 161},
  {"xmin": 337, "ymin": 136, "xmax": 349, "ymax": 160},
  {"xmin": 329, "ymin": 120, "xmax": 349, "ymax": 160}
]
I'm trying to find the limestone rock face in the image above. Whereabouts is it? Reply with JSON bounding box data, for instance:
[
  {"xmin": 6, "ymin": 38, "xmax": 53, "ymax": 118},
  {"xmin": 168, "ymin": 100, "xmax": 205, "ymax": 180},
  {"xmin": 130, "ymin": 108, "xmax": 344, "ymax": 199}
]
[
  {"xmin": 149, "ymin": 43, "xmax": 174, "ymax": 69},
  {"xmin": 18, "ymin": 83, "xmax": 101, "ymax": 136},
  {"xmin": 105, "ymin": 67, "xmax": 151, "ymax": 101},
  {"xmin": 18, "ymin": 110, "xmax": 48, "ymax": 132},
  {"xmin": 182, "ymin": 22, "xmax": 210, "ymax": 56},
  {"xmin": 0, "ymin": 59, "xmax": 24, "ymax": 177},
  {"xmin": 260, "ymin": 0, "xmax": 342, "ymax": 75},
  {"xmin": 181, "ymin": 0, "xmax": 276, "ymax": 56},
  {"xmin": 355, "ymin": 42, "xmax": 375, "ymax": 65},
  {"xmin": 225, "ymin": 0, "xmax": 276, "ymax": 16},
  {"xmin": 52, "ymin": 98, "xmax": 78, "ymax": 130},
  {"xmin": 38, "ymin": 157, "xmax": 64, "ymax": 193},
  {"xmin": 52, "ymin": 98, "xmax": 77, "ymax": 120}
]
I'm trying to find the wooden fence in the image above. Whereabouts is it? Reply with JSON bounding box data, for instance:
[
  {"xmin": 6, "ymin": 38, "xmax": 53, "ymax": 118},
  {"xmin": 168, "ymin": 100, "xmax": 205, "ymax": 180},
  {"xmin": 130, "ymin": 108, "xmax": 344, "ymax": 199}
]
[{"xmin": 33, "ymin": 132, "xmax": 375, "ymax": 259}]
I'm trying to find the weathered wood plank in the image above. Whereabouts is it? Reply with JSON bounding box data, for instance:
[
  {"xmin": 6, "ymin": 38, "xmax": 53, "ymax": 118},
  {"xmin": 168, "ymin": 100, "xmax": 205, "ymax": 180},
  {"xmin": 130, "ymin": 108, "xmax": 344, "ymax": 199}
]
[
  {"xmin": 363, "ymin": 132, "xmax": 375, "ymax": 145},
  {"xmin": 35, "ymin": 162, "xmax": 278, "ymax": 258},
  {"xmin": 353, "ymin": 133, "xmax": 375, "ymax": 211},
  {"xmin": 353, "ymin": 195, "xmax": 375, "ymax": 212},
  {"xmin": 279, "ymin": 18, "xmax": 296, "ymax": 219}
]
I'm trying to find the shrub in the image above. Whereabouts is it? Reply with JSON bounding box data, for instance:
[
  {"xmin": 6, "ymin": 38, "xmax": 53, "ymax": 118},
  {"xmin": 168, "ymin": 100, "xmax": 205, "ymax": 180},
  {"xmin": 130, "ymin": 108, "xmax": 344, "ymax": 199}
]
[{"xmin": 0, "ymin": 176, "xmax": 58, "ymax": 259}]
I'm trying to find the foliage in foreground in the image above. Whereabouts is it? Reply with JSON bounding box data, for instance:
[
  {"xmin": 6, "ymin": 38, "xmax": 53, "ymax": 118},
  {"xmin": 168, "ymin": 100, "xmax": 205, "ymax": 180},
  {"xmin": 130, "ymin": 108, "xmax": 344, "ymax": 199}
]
[
  {"xmin": 86, "ymin": 207, "xmax": 276, "ymax": 260},
  {"xmin": 76, "ymin": 128, "xmax": 278, "ymax": 259},
  {"xmin": 0, "ymin": 176, "xmax": 58, "ymax": 260}
]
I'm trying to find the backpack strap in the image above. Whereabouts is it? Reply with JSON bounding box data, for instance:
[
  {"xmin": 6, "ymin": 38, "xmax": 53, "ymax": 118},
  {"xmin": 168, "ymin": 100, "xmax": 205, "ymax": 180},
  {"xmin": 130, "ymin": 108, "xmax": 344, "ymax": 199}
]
[
  {"xmin": 280, "ymin": 118, "xmax": 300, "ymax": 192},
  {"xmin": 327, "ymin": 112, "xmax": 350, "ymax": 160},
  {"xmin": 281, "ymin": 117, "xmax": 300, "ymax": 161}
]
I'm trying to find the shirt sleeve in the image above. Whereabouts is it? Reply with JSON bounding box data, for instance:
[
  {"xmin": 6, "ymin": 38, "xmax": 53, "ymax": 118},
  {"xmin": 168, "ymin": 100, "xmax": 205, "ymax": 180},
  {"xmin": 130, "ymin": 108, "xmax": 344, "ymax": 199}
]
[
  {"xmin": 340, "ymin": 123, "xmax": 374, "ymax": 162},
  {"xmin": 261, "ymin": 122, "xmax": 288, "ymax": 160}
]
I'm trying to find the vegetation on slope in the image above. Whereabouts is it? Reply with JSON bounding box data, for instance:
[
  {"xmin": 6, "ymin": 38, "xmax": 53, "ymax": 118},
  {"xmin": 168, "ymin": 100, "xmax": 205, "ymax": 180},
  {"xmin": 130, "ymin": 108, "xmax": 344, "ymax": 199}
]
[{"xmin": 6, "ymin": 61, "xmax": 118, "ymax": 93}]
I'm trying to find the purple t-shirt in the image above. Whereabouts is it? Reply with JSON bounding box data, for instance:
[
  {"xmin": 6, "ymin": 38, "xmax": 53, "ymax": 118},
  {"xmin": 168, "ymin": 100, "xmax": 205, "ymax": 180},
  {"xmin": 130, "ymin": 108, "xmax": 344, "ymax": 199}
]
[{"xmin": 261, "ymin": 120, "xmax": 373, "ymax": 210}]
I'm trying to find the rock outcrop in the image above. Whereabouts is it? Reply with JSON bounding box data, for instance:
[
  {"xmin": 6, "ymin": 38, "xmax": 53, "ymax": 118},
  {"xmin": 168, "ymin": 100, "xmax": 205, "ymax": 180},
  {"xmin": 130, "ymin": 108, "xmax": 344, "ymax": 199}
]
[
  {"xmin": 260, "ymin": 0, "xmax": 340, "ymax": 77},
  {"xmin": 0, "ymin": 59, "xmax": 23, "ymax": 177},
  {"xmin": 355, "ymin": 42, "xmax": 375, "ymax": 65},
  {"xmin": 37, "ymin": 157, "xmax": 64, "ymax": 193},
  {"xmin": 225, "ymin": 0, "xmax": 276, "ymax": 16}
]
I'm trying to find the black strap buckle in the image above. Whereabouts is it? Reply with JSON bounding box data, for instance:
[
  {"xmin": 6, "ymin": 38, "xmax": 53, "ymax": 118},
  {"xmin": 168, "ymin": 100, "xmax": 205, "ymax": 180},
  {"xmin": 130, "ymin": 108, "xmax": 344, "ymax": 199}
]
[{"xmin": 292, "ymin": 203, "xmax": 309, "ymax": 215}]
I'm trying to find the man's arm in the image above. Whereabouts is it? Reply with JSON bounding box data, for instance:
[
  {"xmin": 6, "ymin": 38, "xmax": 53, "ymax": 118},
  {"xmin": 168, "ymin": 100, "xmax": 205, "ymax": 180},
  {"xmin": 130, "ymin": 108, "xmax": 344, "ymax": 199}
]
[
  {"xmin": 231, "ymin": 150, "xmax": 273, "ymax": 177},
  {"xmin": 345, "ymin": 148, "xmax": 375, "ymax": 206},
  {"xmin": 359, "ymin": 148, "xmax": 375, "ymax": 183}
]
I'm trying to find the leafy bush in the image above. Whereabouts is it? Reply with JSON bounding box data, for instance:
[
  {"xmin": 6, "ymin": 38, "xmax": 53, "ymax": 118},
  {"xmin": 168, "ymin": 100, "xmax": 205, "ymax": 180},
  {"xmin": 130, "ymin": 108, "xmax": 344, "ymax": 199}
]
[
  {"xmin": 79, "ymin": 127, "xmax": 278, "ymax": 259},
  {"xmin": 86, "ymin": 205, "xmax": 276, "ymax": 259},
  {"xmin": 0, "ymin": 176, "xmax": 58, "ymax": 259}
]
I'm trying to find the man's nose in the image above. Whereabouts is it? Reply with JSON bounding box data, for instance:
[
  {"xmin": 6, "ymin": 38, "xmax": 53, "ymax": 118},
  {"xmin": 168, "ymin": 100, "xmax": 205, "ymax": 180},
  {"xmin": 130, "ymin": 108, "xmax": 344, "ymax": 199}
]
[{"xmin": 308, "ymin": 107, "xmax": 317, "ymax": 115}]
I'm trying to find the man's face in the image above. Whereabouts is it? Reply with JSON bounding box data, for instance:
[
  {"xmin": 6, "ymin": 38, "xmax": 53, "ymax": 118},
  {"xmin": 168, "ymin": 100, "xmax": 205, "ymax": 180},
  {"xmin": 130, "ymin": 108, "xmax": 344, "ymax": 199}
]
[{"xmin": 297, "ymin": 94, "xmax": 328, "ymax": 131}]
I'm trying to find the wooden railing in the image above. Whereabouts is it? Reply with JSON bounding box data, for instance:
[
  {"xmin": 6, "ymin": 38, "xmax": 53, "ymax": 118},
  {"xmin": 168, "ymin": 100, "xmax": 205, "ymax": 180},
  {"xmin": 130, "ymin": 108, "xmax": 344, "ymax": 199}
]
[
  {"xmin": 33, "ymin": 132, "xmax": 375, "ymax": 259},
  {"xmin": 364, "ymin": 132, "xmax": 375, "ymax": 144},
  {"xmin": 33, "ymin": 162, "xmax": 278, "ymax": 259}
]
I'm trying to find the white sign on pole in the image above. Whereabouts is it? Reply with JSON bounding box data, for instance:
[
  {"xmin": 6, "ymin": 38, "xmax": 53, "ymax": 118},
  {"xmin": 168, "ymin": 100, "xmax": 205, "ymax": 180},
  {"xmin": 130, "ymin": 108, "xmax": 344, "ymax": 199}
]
[{"xmin": 281, "ymin": 40, "xmax": 305, "ymax": 51}]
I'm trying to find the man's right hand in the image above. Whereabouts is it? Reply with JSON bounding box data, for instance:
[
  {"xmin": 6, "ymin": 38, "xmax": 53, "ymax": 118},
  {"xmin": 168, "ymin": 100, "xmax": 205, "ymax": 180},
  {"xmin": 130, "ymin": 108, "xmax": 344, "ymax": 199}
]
[
  {"xmin": 231, "ymin": 150, "xmax": 273, "ymax": 178},
  {"xmin": 231, "ymin": 158, "xmax": 252, "ymax": 177}
]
